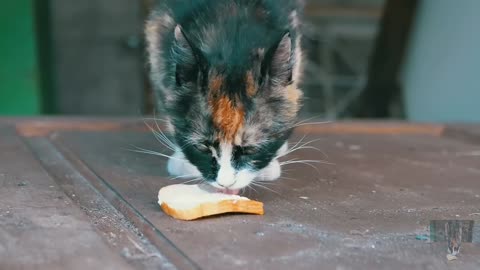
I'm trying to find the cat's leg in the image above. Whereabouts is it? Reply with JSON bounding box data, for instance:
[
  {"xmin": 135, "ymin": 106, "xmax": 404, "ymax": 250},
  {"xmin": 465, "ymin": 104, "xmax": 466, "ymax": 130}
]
[
  {"xmin": 257, "ymin": 142, "xmax": 288, "ymax": 181},
  {"xmin": 167, "ymin": 151, "xmax": 202, "ymax": 179}
]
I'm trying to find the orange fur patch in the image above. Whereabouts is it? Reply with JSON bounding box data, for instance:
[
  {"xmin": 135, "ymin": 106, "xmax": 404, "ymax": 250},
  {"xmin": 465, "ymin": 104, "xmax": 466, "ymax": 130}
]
[
  {"xmin": 211, "ymin": 96, "xmax": 245, "ymax": 142},
  {"xmin": 245, "ymin": 71, "xmax": 257, "ymax": 97},
  {"xmin": 209, "ymin": 76, "xmax": 224, "ymax": 95},
  {"xmin": 285, "ymin": 84, "xmax": 302, "ymax": 117}
]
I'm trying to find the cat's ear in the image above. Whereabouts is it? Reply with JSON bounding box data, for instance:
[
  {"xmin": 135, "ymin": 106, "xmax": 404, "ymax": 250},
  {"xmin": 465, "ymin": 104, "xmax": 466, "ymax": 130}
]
[
  {"xmin": 173, "ymin": 25, "xmax": 204, "ymax": 86},
  {"xmin": 264, "ymin": 32, "xmax": 293, "ymax": 86}
]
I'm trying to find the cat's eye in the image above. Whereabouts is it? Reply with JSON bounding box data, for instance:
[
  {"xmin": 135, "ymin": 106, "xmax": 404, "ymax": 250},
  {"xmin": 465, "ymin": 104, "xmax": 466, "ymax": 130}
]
[
  {"xmin": 195, "ymin": 144, "xmax": 210, "ymax": 153},
  {"xmin": 235, "ymin": 146, "xmax": 256, "ymax": 156},
  {"xmin": 242, "ymin": 146, "xmax": 257, "ymax": 155}
]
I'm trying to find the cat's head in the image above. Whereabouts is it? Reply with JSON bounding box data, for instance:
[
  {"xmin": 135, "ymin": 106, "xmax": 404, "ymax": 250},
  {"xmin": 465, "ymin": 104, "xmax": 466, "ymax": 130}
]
[{"xmin": 160, "ymin": 24, "xmax": 302, "ymax": 191}]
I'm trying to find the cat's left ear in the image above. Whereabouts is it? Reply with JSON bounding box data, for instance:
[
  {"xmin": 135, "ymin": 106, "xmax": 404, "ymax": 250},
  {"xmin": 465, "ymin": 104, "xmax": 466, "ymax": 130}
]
[
  {"xmin": 265, "ymin": 32, "xmax": 293, "ymax": 86},
  {"xmin": 173, "ymin": 25, "xmax": 205, "ymax": 86}
]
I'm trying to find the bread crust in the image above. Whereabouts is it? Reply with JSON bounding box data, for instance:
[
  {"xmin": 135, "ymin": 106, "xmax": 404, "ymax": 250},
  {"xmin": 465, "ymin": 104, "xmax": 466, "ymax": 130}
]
[{"xmin": 160, "ymin": 199, "xmax": 264, "ymax": 221}]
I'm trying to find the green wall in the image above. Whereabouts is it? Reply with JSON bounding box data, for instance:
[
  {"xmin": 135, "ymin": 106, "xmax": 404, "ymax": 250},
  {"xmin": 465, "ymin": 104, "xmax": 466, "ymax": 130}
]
[{"xmin": 0, "ymin": 1, "xmax": 41, "ymax": 115}]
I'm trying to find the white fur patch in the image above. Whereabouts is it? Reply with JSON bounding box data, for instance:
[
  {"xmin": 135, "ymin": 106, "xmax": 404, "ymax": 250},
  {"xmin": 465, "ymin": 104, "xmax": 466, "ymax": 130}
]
[
  {"xmin": 167, "ymin": 151, "xmax": 201, "ymax": 178},
  {"xmin": 258, "ymin": 159, "xmax": 281, "ymax": 181},
  {"xmin": 277, "ymin": 141, "xmax": 289, "ymax": 157},
  {"xmin": 216, "ymin": 143, "xmax": 236, "ymax": 187},
  {"xmin": 292, "ymin": 37, "xmax": 303, "ymax": 83},
  {"xmin": 254, "ymin": 142, "xmax": 287, "ymax": 182},
  {"xmin": 233, "ymin": 170, "xmax": 256, "ymax": 189}
]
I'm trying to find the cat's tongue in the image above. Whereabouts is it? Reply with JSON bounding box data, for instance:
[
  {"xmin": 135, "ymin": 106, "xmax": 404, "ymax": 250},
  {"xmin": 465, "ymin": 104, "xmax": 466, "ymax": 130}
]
[{"xmin": 217, "ymin": 188, "xmax": 240, "ymax": 195}]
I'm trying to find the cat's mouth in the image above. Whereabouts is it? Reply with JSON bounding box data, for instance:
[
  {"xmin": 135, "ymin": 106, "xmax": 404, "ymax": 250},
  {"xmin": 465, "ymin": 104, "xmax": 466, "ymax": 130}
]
[{"xmin": 216, "ymin": 188, "xmax": 240, "ymax": 195}]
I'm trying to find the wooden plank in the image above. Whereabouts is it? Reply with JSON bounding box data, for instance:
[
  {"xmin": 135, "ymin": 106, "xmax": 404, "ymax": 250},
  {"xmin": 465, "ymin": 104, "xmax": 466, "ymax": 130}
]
[
  {"xmin": 0, "ymin": 125, "xmax": 132, "ymax": 270},
  {"xmin": 47, "ymin": 125, "xmax": 480, "ymax": 269},
  {"xmin": 25, "ymin": 137, "xmax": 175, "ymax": 270},
  {"xmin": 14, "ymin": 118, "xmax": 445, "ymax": 137},
  {"xmin": 443, "ymin": 125, "xmax": 480, "ymax": 145},
  {"xmin": 4, "ymin": 118, "xmax": 480, "ymax": 269}
]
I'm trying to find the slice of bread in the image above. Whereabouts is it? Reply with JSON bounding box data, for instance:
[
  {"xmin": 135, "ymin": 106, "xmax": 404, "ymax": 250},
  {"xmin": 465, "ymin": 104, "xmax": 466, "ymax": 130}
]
[{"xmin": 158, "ymin": 184, "xmax": 264, "ymax": 220}]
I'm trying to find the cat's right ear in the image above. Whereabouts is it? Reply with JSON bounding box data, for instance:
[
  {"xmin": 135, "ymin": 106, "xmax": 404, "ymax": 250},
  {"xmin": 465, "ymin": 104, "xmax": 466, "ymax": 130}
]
[
  {"xmin": 173, "ymin": 25, "xmax": 203, "ymax": 86},
  {"xmin": 261, "ymin": 32, "xmax": 293, "ymax": 87}
]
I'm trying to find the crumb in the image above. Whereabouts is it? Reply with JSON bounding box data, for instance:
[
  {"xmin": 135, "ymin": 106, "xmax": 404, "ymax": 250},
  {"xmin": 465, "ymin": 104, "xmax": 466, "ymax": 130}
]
[
  {"xmin": 349, "ymin": 230, "xmax": 364, "ymax": 236},
  {"xmin": 349, "ymin": 145, "xmax": 361, "ymax": 151},
  {"xmin": 299, "ymin": 196, "xmax": 309, "ymax": 200},
  {"xmin": 447, "ymin": 254, "xmax": 457, "ymax": 261}
]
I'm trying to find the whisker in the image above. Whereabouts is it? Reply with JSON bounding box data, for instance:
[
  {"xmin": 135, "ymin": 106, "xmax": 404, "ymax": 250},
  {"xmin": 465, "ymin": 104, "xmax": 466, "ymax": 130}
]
[
  {"xmin": 250, "ymin": 182, "xmax": 281, "ymax": 195},
  {"xmin": 252, "ymin": 181, "xmax": 283, "ymax": 187},
  {"xmin": 247, "ymin": 185, "xmax": 259, "ymax": 195},
  {"xmin": 277, "ymin": 176, "xmax": 297, "ymax": 181},
  {"xmin": 142, "ymin": 117, "xmax": 169, "ymax": 123},
  {"xmin": 272, "ymin": 116, "xmax": 331, "ymax": 136},
  {"xmin": 127, "ymin": 145, "xmax": 184, "ymax": 161},
  {"xmin": 151, "ymin": 112, "xmax": 178, "ymax": 150},
  {"xmin": 280, "ymin": 160, "xmax": 324, "ymax": 177},
  {"xmin": 144, "ymin": 122, "xmax": 176, "ymax": 151},
  {"xmin": 278, "ymin": 138, "xmax": 328, "ymax": 159},
  {"xmin": 291, "ymin": 120, "xmax": 332, "ymax": 128},
  {"xmin": 180, "ymin": 177, "xmax": 203, "ymax": 185},
  {"xmin": 143, "ymin": 121, "xmax": 173, "ymax": 149},
  {"xmin": 169, "ymin": 173, "xmax": 199, "ymax": 180},
  {"xmin": 288, "ymin": 134, "xmax": 307, "ymax": 153},
  {"xmin": 292, "ymin": 114, "xmax": 327, "ymax": 126},
  {"xmin": 143, "ymin": 115, "xmax": 178, "ymax": 152},
  {"xmin": 280, "ymin": 159, "xmax": 335, "ymax": 166}
]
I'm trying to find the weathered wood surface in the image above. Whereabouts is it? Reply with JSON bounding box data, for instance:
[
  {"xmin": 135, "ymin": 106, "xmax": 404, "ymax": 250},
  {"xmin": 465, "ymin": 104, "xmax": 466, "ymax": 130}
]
[{"xmin": 1, "ymin": 118, "xmax": 480, "ymax": 270}]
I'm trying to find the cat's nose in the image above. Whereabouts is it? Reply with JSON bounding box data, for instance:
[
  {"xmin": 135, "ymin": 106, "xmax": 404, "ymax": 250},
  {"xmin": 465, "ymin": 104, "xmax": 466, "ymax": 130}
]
[
  {"xmin": 216, "ymin": 167, "xmax": 236, "ymax": 188},
  {"xmin": 217, "ymin": 178, "xmax": 236, "ymax": 188},
  {"xmin": 218, "ymin": 182, "xmax": 234, "ymax": 188}
]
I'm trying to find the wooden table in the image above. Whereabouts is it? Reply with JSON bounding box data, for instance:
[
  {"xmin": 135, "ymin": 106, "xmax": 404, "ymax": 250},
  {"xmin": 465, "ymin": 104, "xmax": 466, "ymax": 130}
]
[{"xmin": 1, "ymin": 118, "xmax": 480, "ymax": 270}]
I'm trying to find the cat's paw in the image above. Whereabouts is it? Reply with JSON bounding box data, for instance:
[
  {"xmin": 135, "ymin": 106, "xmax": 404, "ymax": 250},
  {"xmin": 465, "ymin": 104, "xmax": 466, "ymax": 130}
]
[
  {"xmin": 258, "ymin": 159, "xmax": 281, "ymax": 181},
  {"xmin": 167, "ymin": 151, "xmax": 201, "ymax": 179}
]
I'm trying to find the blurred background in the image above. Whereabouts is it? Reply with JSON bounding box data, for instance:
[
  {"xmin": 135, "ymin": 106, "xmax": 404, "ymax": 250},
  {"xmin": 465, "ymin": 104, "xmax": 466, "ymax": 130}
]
[{"xmin": 0, "ymin": 0, "xmax": 479, "ymax": 122}]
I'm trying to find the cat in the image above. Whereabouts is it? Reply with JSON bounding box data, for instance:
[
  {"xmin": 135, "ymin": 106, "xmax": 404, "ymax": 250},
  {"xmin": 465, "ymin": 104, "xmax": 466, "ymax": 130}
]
[
  {"xmin": 445, "ymin": 221, "xmax": 462, "ymax": 256},
  {"xmin": 145, "ymin": 0, "xmax": 304, "ymax": 194}
]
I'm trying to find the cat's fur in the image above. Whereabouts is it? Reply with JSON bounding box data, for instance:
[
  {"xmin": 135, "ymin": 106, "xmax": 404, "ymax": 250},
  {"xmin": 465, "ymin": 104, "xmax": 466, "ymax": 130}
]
[{"xmin": 145, "ymin": 0, "xmax": 303, "ymax": 192}]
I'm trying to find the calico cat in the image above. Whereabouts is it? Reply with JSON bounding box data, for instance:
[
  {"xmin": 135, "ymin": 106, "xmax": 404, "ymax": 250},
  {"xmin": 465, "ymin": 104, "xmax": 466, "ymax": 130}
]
[
  {"xmin": 445, "ymin": 221, "xmax": 463, "ymax": 256},
  {"xmin": 145, "ymin": 0, "xmax": 304, "ymax": 194}
]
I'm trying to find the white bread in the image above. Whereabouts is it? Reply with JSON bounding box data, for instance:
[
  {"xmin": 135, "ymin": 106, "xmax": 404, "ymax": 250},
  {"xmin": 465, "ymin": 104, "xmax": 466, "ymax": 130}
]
[{"xmin": 158, "ymin": 184, "xmax": 264, "ymax": 220}]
